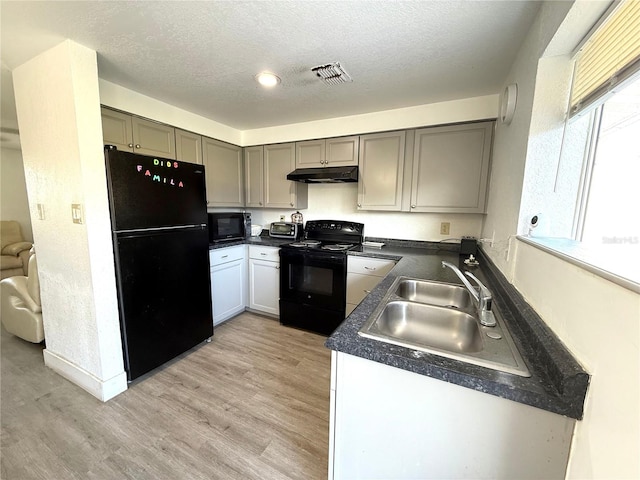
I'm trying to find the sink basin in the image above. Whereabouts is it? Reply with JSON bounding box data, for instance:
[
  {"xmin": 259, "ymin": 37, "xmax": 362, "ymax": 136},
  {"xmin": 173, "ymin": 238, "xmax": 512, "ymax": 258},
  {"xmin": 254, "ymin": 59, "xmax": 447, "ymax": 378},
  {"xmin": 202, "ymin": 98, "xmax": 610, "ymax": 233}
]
[
  {"xmin": 394, "ymin": 279, "xmax": 474, "ymax": 311},
  {"xmin": 358, "ymin": 276, "xmax": 531, "ymax": 377},
  {"xmin": 366, "ymin": 301, "xmax": 482, "ymax": 353}
]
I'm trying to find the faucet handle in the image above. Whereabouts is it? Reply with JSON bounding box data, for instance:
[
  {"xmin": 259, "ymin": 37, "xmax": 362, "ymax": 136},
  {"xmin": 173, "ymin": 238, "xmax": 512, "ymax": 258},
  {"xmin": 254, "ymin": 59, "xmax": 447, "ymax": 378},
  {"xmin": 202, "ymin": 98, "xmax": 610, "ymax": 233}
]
[
  {"xmin": 464, "ymin": 272, "xmax": 496, "ymax": 327},
  {"xmin": 464, "ymin": 272, "xmax": 492, "ymax": 309}
]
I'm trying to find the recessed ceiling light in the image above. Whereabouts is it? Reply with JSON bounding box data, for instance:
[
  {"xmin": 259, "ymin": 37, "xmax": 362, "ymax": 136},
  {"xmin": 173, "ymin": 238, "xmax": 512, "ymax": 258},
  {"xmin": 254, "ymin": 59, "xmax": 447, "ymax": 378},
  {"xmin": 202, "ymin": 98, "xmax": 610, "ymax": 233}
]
[{"xmin": 255, "ymin": 72, "xmax": 280, "ymax": 87}]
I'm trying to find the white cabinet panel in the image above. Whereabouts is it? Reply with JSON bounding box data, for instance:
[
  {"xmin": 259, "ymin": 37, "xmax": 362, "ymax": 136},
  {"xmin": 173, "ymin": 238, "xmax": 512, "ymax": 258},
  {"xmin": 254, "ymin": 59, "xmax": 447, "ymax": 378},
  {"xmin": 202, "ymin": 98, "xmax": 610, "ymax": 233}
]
[
  {"xmin": 248, "ymin": 245, "xmax": 280, "ymax": 316},
  {"xmin": 330, "ymin": 352, "xmax": 574, "ymax": 480},
  {"xmin": 210, "ymin": 245, "xmax": 247, "ymax": 326}
]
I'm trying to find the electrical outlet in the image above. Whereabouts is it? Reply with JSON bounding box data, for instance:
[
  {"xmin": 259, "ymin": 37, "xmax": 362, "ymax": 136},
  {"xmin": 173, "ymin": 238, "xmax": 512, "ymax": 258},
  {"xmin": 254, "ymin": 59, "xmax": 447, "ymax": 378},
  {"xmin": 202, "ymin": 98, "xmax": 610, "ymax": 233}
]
[
  {"xmin": 279, "ymin": 215, "xmax": 286, "ymax": 221},
  {"xmin": 440, "ymin": 222, "xmax": 450, "ymax": 235}
]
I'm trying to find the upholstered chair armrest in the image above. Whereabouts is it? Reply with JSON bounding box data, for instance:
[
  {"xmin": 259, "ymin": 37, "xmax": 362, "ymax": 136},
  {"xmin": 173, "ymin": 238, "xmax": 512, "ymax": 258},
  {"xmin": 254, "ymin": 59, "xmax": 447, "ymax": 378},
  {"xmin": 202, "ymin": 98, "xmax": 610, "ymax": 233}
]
[
  {"xmin": 0, "ymin": 276, "xmax": 42, "ymax": 313},
  {"xmin": 2, "ymin": 241, "xmax": 33, "ymax": 256}
]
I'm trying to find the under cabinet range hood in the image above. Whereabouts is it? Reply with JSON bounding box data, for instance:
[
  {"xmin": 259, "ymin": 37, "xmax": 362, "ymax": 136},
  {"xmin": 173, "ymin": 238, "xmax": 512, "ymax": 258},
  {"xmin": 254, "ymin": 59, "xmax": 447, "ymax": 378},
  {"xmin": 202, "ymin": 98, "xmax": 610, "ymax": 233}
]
[{"xmin": 287, "ymin": 166, "xmax": 358, "ymax": 183}]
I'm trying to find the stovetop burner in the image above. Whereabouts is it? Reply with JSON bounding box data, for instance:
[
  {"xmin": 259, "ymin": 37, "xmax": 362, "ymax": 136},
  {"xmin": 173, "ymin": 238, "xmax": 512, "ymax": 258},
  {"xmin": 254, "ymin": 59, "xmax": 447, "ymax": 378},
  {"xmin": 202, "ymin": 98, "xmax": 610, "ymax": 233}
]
[
  {"xmin": 289, "ymin": 240, "xmax": 322, "ymax": 248},
  {"xmin": 322, "ymin": 243, "xmax": 354, "ymax": 251}
]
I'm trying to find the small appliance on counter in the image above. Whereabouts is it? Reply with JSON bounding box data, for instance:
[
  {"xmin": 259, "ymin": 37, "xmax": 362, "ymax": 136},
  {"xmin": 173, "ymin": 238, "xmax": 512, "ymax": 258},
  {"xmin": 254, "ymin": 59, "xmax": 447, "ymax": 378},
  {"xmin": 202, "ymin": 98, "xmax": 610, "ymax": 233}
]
[
  {"xmin": 250, "ymin": 224, "xmax": 263, "ymax": 237},
  {"xmin": 269, "ymin": 222, "xmax": 303, "ymax": 240},
  {"xmin": 207, "ymin": 212, "xmax": 251, "ymax": 243},
  {"xmin": 291, "ymin": 211, "xmax": 304, "ymax": 224}
]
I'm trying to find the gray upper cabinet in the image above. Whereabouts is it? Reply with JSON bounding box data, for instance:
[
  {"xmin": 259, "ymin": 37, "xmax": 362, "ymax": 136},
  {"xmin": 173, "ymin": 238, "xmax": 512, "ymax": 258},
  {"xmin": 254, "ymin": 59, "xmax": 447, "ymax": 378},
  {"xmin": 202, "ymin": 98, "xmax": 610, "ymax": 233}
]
[
  {"xmin": 202, "ymin": 137, "xmax": 244, "ymax": 207},
  {"xmin": 295, "ymin": 136, "xmax": 359, "ymax": 168},
  {"xmin": 101, "ymin": 108, "xmax": 134, "ymax": 152},
  {"xmin": 264, "ymin": 143, "xmax": 308, "ymax": 209},
  {"xmin": 357, "ymin": 131, "xmax": 406, "ymax": 211},
  {"xmin": 175, "ymin": 129, "xmax": 202, "ymax": 164},
  {"xmin": 244, "ymin": 146, "xmax": 265, "ymax": 207},
  {"xmin": 100, "ymin": 107, "xmax": 176, "ymax": 159},
  {"xmin": 410, "ymin": 122, "xmax": 493, "ymax": 213}
]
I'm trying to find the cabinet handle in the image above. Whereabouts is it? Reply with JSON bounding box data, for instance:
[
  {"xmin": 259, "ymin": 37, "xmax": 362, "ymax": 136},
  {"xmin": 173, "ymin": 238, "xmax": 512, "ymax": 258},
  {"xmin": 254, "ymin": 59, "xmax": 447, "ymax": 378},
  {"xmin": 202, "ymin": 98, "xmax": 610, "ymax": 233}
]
[
  {"xmin": 260, "ymin": 253, "xmax": 267, "ymax": 256},
  {"xmin": 290, "ymin": 203, "xmax": 294, "ymax": 207},
  {"xmin": 411, "ymin": 205, "xmax": 416, "ymax": 208},
  {"xmin": 128, "ymin": 143, "xmax": 134, "ymax": 148},
  {"xmin": 135, "ymin": 144, "xmax": 141, "ymax": 149},
  {"xmin": 276, "ymin": 266, "xmax": 280, "ymax": 270},
  {"xmin": 259, "ymin": 201, "xmax": 263, "ymax": 206},
  {"xmin": 364, "ymin": 266, "xmax": 376, "ymax": 271},
  {"xmin": 357, "ymin": 203, "xmax": 362, "ymax": 208},
  {"xmin": 364, "ymin": 289, "xmax": 372, "ymax": 294},
  {"xmin": 325, "ymin": 160, "xmax": 328, "ymax": 165},
  {"xmin": 221, "ymin": 255, "xmax": 228, "ymax": 259}
]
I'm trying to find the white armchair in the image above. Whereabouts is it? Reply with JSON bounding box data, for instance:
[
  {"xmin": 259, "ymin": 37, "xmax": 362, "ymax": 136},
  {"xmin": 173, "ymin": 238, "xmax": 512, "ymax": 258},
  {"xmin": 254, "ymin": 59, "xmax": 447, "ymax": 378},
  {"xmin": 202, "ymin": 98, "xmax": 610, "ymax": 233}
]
[
  {"xmin": 0, "ymin": 251, "xmax": 44, "ymax": 343},
  {"xmin": 1, "ymin": 221, "xmax": 33, "ymax": 279}
]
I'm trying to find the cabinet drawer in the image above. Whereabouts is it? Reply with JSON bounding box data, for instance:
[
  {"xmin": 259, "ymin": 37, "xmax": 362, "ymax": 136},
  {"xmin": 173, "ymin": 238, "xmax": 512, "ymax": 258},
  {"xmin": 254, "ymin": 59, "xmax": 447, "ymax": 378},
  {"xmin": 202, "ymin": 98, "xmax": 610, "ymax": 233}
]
[
  {"xmin": 347, "ymin": 273, "xmax": 384, "ymax": 305},
  {"xmin": 249, "ymin": 245, "xmax": 280, "ymax": 262},
  {"xmin": 347, "ymin": 256, "xmax": 396, "ymax": 277},
  {"xmin": 209, "ymin": 245, "xmax": 245, "ymax": 266}
]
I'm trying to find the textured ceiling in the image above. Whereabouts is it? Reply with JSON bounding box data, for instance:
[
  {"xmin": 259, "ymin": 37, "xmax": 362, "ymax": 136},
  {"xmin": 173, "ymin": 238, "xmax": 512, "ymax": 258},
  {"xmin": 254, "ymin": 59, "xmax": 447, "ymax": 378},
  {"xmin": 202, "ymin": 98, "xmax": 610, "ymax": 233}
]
[{"xmin": 1, "ymin": 0, "xmax": 541, "ymax": 131}]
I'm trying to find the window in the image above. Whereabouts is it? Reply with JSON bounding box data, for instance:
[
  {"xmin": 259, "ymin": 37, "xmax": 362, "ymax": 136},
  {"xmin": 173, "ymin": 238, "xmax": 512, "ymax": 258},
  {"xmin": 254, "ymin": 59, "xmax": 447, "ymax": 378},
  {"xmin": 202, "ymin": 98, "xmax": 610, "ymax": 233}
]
[{"xmin": 577, "ymin": 76, "xmax": 640, "ymax": 247}]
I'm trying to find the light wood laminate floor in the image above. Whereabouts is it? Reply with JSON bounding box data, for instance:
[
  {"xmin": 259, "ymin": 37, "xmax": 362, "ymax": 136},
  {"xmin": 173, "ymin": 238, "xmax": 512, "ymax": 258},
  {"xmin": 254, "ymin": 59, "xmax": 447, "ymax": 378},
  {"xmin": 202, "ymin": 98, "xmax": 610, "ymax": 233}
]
[{"xmin": 1, "ymin": 312, "xmax": 331, "ymax": 480}]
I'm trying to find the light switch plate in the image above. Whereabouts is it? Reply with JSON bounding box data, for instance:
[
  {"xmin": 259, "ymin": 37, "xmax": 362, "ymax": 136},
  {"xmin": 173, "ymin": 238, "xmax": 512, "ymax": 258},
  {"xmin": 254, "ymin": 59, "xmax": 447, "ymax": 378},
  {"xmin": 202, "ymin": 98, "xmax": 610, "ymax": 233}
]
[
  {"xmin": 37, "ymin": 203, "xmax": 45, "ymax": 220},
  {"xmin": 71, "ymin": 203, "xmax": 83, "ymax": 224}
]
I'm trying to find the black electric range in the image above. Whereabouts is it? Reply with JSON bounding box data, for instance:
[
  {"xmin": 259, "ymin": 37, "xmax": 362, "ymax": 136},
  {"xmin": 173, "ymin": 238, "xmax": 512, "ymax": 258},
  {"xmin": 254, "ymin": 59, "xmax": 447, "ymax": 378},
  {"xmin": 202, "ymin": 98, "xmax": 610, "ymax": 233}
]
[{"xmin": 279, "ymin": 220, "xmax": 364, "ymax": 335}]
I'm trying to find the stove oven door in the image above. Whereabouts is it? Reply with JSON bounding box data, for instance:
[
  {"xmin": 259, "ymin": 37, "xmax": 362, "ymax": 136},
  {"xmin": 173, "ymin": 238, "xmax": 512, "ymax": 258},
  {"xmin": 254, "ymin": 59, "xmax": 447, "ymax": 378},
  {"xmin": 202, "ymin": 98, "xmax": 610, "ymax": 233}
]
[{"xmin": 279, "ymin": 248, "xmax": 347, "ymax": 334}]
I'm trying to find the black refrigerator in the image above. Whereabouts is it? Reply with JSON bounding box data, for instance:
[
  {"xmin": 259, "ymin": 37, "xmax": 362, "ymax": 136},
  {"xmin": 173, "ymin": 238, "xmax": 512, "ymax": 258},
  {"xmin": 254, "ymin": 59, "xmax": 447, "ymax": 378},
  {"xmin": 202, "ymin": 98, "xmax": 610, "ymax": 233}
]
[{"xmin": 104, "ymin": 146, "xmax": 213, "ymax": 381}]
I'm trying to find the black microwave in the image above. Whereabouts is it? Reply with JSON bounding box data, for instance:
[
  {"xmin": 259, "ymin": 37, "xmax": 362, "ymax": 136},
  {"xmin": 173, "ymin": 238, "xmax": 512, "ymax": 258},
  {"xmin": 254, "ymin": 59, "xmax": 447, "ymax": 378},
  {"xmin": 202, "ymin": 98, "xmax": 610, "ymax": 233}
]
[{"xmin": 208, "ymin": 212, "xmax": 250, "ymax": 243}]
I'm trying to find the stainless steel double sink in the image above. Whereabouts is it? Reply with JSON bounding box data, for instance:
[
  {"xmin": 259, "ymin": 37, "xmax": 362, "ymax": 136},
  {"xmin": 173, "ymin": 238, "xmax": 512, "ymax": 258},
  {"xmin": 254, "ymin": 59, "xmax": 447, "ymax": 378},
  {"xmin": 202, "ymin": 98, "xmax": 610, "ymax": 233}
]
[{"xmin": 358, "ymin": 276, "xmax": 531, "ymax": 377}]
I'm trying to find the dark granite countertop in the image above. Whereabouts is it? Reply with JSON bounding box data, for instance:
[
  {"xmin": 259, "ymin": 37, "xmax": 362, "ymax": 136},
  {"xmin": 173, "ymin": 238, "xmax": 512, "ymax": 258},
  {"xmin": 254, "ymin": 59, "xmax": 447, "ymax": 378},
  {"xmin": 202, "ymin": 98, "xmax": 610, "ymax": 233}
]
[
  {"xmin": 209, "ymin": 233, "xmax": 291, "ymax": 250},
  {"xmin": 326, "ymin": 238, "xmax": 589, "ymax": 420}
]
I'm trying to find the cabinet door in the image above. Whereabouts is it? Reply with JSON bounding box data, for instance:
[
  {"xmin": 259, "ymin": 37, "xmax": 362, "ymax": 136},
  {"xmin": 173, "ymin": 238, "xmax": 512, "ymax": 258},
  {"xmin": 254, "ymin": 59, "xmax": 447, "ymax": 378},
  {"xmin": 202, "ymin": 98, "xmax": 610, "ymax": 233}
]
[
  {"xmin": 296, "ymin": 139, "xmax": 326, "ymax": 167},
  {"xmin": 357, "ymin": 131, "xmax": 406, "ymax": 211},
  {"xmin": 326, "ymin": 136, "xmax": 359, "ymax": 167},
  {"xmin": 131, "ymin": 117, "xmax": 176, "ymax": 159},
  {"xmin": 264, "ymin": 143, "xmax": 307, "ymax": 209},
  {"xmin": 175, "ymin": 129, "xmax": 202, "ymax": 164},
  {"xmin": 244, "ymin": 146, "xmax": 265, "ymax": 207},
  {"xmin": 101, "ymin": 108, "xmax": 134, "ymax": 152},
  {"xmin": 411, "ymin": 122, "xmax": 493, "ymax": 213},
  {"xmin": 249, "ymin": 258, "xmax": 280, "ymax": 316},
  {"xmin": 203, "ymin": 137, "xmax": 244, "ymax": 207},
  {"xmin": 211, "ymin": 259, "xmax": 246, "ymax": 325},
  {"xmin": 346, "ymin": 272, "xmax": 384, "ymax": 306}
]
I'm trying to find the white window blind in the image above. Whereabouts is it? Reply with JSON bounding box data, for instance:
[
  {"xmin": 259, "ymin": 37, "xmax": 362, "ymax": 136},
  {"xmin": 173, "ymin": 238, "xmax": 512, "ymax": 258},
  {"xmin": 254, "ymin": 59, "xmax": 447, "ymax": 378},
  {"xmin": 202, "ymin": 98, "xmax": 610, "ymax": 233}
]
[{"xmin": 570, "ymin": 0, "xmax": 640, "ymax": 116}]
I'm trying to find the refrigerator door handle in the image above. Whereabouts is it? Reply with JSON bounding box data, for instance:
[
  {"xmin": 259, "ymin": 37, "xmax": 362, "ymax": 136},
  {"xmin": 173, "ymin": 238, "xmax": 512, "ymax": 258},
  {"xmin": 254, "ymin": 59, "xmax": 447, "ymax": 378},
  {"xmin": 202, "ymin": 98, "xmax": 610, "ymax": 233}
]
[{"xmin": 115, "ymin": 224, "xmax": 207, "ymax": 234}]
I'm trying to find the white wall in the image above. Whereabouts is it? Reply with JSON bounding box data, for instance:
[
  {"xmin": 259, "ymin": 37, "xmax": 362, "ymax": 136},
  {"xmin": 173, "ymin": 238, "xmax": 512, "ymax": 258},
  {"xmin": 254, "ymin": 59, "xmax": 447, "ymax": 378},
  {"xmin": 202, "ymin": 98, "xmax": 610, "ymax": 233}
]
[
  {"xmin": 513, "ymin": 240, "xmax": 640, "ymax": 479},
  {"xmin": 481, "ymin": 1, "xmax": 640, "ymax": 478},
  {"xmin": 13, "ymin": 40, "xmax": 126, "ymax": 401},
  {"xmin": 249, "ymin": 183, "xmax": 483, "ymax": 241},
  {"xmin": 0, "ymin": 147, "xmax": 33, "ymax": 242}
]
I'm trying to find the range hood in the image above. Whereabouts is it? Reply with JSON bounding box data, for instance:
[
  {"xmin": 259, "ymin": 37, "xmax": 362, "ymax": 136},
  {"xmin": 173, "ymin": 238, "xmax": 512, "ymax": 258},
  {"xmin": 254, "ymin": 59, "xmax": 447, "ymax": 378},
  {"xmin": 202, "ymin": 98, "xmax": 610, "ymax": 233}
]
[{"xmin": 286, "ymin": 166, "xmax": 358, "ymax": 183}]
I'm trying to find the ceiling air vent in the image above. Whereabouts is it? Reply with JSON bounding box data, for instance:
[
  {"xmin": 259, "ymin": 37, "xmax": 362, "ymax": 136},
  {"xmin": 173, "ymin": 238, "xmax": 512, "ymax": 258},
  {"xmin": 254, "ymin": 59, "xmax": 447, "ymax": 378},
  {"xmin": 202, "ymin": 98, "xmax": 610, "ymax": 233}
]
[{"xmin": 311, "ymin": 62, "xmax": 352, "ymax": 85}]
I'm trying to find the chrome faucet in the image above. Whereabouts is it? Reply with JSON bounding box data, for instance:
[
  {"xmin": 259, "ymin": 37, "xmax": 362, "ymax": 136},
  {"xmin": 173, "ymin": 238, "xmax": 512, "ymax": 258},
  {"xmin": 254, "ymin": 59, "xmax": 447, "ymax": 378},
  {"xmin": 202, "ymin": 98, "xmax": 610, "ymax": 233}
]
[{"xmin": 442, "ymin": 261, "xmax": 496, "ymax": 327}]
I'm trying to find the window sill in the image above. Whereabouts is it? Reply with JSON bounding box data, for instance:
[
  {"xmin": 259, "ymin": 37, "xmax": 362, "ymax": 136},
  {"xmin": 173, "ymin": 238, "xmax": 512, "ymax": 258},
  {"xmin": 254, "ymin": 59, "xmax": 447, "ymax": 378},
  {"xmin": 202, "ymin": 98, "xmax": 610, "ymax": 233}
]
[{"xmin": 516, "ymin": 236, "xmax": 640, "ymax": 294}]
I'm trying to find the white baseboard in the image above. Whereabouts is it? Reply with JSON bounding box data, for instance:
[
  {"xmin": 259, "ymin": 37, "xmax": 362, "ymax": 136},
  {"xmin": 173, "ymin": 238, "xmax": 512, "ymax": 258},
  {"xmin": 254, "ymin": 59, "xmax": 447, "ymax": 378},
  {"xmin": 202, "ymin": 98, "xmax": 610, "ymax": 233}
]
[{"xmin": 43, "ymin": 349, "xmax": 127, "ymax": 401}]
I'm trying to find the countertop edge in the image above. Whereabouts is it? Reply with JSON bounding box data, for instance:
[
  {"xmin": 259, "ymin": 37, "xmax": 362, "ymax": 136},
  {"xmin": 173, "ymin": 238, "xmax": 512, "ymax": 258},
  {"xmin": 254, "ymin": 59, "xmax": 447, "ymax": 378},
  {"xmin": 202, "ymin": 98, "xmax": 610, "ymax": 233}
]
[{"xmin": 326, "ymin": 241, "xmax": 590, "ymax": 420}]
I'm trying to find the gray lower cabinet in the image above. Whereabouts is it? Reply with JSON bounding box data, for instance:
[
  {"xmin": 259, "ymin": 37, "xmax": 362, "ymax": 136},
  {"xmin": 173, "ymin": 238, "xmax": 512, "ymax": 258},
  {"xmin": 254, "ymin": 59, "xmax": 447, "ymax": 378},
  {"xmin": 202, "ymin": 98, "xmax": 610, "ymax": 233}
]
[
  {"xmin": 357, "ymin": 131, "xmax": 406, "ymax": 211},
  {"xmin": 203, "ymin": 137, "xmax": 244, "ymax": 207},
  {"xmin": 409, "ymin": 122, "xmax": 493, "ymax": 213},
  {"xmin": 101, "ymin": 107, "xmax": 176, "ymax": 159},
  {"xmin": 175, "ymin": 129, "xmax": 202, "ymax": 164},
  {"xmin": 245, "ymin": 143, "xmax": 307, "ymax": 209},
  {"xmin": 295, "ymin": 136, "xmax": 359, "ymax": 168}
]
